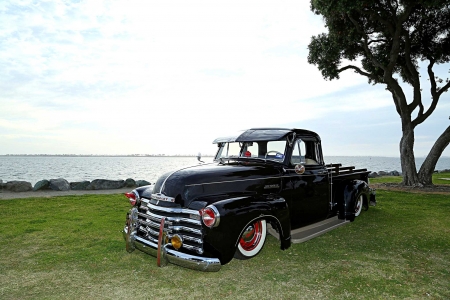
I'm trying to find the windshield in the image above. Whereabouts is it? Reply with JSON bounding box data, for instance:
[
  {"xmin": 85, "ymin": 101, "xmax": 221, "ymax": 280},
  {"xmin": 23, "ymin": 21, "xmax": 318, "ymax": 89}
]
[{"xmin": 215, "ymin": 140, "xmax": 287, "ymax": 162}]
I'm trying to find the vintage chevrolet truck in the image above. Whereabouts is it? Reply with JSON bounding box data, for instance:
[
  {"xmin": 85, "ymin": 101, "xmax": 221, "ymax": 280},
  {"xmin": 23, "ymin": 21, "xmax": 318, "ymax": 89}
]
[{"xmin": 122, "ymin": 128, "xmax": 376, "ymax": 272}]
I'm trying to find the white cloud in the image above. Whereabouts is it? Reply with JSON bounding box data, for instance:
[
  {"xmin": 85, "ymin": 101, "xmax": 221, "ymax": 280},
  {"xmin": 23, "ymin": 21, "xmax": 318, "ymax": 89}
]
[{"xmin": 0, "ymin": 0, "xmax": 448, "ymax": 158}]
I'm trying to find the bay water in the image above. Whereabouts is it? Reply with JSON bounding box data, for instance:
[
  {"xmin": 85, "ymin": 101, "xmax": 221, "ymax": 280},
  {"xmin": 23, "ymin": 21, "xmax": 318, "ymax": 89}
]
[{"xmin": 0, "ymin": 155, "xmax": 449, "ymax": 186}]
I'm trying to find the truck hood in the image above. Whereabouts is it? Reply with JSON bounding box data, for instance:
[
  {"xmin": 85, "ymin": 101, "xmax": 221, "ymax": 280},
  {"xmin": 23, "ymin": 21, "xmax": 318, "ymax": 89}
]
[{"xmin": 151, "ymin": 162, "xmax": 283, "ymax": 208}]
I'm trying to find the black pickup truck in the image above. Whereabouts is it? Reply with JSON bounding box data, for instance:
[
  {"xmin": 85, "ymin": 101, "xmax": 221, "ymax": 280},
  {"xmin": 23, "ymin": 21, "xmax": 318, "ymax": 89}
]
[{"xmin": 122, "ymin": 128, "xmax": 376, "ymax": 271}]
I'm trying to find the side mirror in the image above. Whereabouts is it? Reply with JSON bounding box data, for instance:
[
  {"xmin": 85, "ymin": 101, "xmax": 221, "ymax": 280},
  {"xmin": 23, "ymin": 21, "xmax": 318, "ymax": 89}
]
[{"xmin": 197, "ymin": 152, "xmax": 204, "ymax": 163}]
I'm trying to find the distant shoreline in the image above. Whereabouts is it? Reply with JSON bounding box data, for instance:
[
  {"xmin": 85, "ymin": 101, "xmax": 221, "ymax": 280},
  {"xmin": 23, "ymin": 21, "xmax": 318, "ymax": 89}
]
[
  {"xmin": 1, "ymin": 154, "xmax": 449, "ymax": 158},
  {"xmin": 0, "ymin": 154, "xmax": 215, "ymax": 157}
]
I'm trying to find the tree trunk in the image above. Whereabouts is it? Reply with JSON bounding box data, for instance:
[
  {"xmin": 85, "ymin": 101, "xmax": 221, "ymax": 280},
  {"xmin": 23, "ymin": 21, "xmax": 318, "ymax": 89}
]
[
  {"xmin": 400, "ymin": 124, "xmax": 419, "ymax": 186},
  {"xmin": 418, "ymin": 125, "xmax": 450, "ymax": 185}
]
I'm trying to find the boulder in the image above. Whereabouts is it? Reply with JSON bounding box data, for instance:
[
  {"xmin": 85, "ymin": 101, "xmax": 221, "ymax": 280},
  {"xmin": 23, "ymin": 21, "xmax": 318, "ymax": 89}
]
[
  {"xmin": 368, "ymin": 172, "xmax": 379, "ymax": 178},
  {"xmin": 389, "ymin": 170, "xmax": 401, "ymax": 176},
  {"xmin": 33, "ymin": 180, "xmax": 50, "ymax": 191},
  {"xmin": 49, "ymin": 178, "xmax": 70, "ymax": 191},
  {"xmin": 5, "ymin": 181, "xmax": 33, "ymax": 192},
  {"xmin": 124, "ymin": 178, "xmax": 136, "ymax": 188},
  {"xmin": 86, "ymin": 179, "xmax": 125, "ymax": 190},
  {"xmin": 136, "ymin": 180, "xmax": 151, "ymax": 187},
  {"xmin": 70, "ymin": 181, "xmax": 91, "ymax": 190}
]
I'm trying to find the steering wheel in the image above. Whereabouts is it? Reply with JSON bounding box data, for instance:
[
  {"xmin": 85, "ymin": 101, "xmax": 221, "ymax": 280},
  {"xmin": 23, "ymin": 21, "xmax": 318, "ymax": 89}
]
[{"xmin": 265, "ymin": 151, "xmax": 283, "ymax": 159}]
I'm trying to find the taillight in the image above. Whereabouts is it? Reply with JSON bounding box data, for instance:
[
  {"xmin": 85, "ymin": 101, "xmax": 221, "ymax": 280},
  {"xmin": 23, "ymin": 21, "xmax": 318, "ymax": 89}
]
[
  {"xmin": 200, "ymin": 206, "xmax": 220, "ymax": 228},
  {"xmin": 125, "ymin": 192, "xmax": 137, "ymax": 206}
]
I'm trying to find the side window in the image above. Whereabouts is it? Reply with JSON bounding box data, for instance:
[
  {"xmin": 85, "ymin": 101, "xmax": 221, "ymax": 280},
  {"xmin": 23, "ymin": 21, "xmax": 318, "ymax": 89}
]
[
  {"xmin": 241, "ymin": 142, "xmax": 259, "ymax": 157},
  {"xmin": 227, "ymin": 143, "xmax": 241, "ymax": 157},
  {"xmin": 217, "ymin": 142, "xmax": 240, "ymax": 158},
  {"xmin": 266, "ymin": 141, "xmax": 287, "ymax": 160},
  {"xmin": 304, "ymin": 141, "xmax": 319, "ymax": 165},
  {"xmin": 291, "ymin": 140, "xmax": 306, "ymax": 165}
]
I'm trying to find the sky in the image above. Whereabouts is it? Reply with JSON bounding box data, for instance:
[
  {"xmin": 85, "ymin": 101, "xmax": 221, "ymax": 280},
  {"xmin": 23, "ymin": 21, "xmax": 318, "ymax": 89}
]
[{"xmin": 1, "ymin": 0, "xmax": 449, "ymax": 157}]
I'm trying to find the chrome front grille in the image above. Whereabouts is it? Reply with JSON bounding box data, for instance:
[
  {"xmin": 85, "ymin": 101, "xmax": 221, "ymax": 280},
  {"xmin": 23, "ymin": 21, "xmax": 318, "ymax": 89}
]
[{"xmin": 136, "ymin": 198, "xmax": 204, "ymax": 254}]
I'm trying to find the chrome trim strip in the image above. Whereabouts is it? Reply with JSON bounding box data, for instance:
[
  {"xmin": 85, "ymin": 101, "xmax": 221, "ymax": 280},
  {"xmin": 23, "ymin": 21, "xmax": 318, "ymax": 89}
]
[
  {"xmin": 140, "ymin": 219, "xmax": 161, "ymax": 229},
  {"xmin": 180, "ymin": 235, "xmax": 202, "ymax": 244},
  {"xmin": 181, "ymin": 243, "xmax": 204, "ymax": 254},
  {"xmin": 141, "ymin": 219, "xmax": 202, "ymax": 235},
  {"xmin": 144, "ymin": 211, "xmax": 202, "ymax": 225},
  {"xmin": 146, "ymin": 203, "xmax": 200, "ymax": 215},
  {"xmin": 185, "ymin": 176, "xmax": 280, "ymax": 187},
  {"xmin": 143, "ymin": 226, "xmax": 159, "ymax": 237},
  {"xmin": 185, "ymin": 174, "xmax": 317, "ymax": 187},
  {"xmin": 142, "ymin": 227, "xmax": 203, "ymax": 251},
  {"xmin": 170, "ymin": 225, "xmax": 202, "ymax": 235}
]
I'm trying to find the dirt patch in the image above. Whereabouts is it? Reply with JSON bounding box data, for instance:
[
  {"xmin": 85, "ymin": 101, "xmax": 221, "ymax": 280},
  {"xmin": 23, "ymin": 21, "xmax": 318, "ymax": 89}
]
[{"xmin": 371, "ymin": 183, "xmax": 450, "ymax": 195}]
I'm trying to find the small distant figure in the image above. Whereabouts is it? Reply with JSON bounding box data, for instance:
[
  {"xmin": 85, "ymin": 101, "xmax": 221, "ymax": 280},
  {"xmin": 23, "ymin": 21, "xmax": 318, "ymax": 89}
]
[{"xmin": 197, "ymin": 152, "xmax": 204, "ymax": 163}]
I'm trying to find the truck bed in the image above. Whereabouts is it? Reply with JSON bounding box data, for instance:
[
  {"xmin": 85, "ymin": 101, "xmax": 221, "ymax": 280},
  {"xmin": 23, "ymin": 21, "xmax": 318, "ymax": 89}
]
[{"xmin": 326, "ymin": 164, "xmax": 370, "ymax": 181}]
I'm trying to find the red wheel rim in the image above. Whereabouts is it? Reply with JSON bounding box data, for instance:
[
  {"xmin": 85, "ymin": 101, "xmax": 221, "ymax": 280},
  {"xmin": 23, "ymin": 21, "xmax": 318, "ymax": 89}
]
[{"xmin": 239, "ymin": 221, "xmax": 262, "ymax": 251}]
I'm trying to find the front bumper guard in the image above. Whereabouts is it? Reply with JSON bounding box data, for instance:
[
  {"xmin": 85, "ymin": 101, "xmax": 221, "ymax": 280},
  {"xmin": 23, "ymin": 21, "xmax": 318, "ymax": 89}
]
[{"xmin": 123, "ymin": 215, "xmax": 221, "ymax": 272}]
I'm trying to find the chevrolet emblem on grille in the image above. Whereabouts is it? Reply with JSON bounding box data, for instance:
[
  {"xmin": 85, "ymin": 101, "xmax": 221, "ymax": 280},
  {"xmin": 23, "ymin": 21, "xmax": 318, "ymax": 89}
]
[{"xmin": 151, "ymin": 193, "xmax": 175, "ymax": 203}]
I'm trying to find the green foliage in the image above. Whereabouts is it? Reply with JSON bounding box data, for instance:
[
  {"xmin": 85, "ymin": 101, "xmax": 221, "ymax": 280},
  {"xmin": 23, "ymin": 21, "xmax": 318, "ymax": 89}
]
[
  {"xmin": 1, "ymin": 191, "xmax": 449, "ymax": 299},
  {"xmin": 308, "ymin": 0, "xmax": 450, "ymax": 186},
  {"xmin": 308, "ymin": 0, "xmax": 450, "ymax": 84}
]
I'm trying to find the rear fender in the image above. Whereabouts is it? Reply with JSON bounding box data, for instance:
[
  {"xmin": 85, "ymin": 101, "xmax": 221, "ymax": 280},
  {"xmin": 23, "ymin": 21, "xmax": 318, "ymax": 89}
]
[
  {"xmin": 203, "ymin": 195, "xmax": 291, "ymax": 264},
  {"xmin": 340, "ymin": 180, "xmax": 371, "ymax": 222}
]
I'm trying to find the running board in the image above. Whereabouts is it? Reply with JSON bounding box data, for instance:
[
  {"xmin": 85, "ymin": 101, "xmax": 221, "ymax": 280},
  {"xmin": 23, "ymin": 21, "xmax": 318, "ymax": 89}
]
[{"xmin": 268, "ymin": 216, "xmax": 349, "ymax": 244}]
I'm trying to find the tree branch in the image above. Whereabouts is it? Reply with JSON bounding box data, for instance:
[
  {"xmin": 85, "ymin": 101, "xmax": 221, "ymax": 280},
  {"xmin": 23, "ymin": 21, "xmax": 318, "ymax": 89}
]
[
  {"xmin": 368, "ymin": 38, "xmax": 387, "ymax": 45},
  {"xmin": 418, "ymin": 125, "xmax": 450, "ymax": 182},
  {"xmin": 437, "ymin": 80, "xmax": 450, "ymax": 98},
  {"xmin": 338, "ymin": 65, "xmax": 377, "ymax": 80},
  {"xmin": 386, "ymin": 0, "xmax": 398, "ymax": 16},
  {"xmin": 386, "ymin": 5, "xmax": 413, "ymax": 73},
  {"xmin": 347, "ymin": 15, "xmax": 385, "ymax": 71},
  {"xmin": 412, "ymin": 60, "xmax": 441, "ymax": 126},
  {"xmin": 360, "ymin": 9, "xmax": 395, "ymax": 35},
  {"xmin": 404, "ymin": 33, "xmax": 422, "ymax": 114}
]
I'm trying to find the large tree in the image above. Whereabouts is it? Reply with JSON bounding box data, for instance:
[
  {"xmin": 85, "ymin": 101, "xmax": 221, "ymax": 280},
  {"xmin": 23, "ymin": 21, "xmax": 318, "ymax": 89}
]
[{"xmin": 308, "ymin": 0, "xmax": 450, "ymax": 186}]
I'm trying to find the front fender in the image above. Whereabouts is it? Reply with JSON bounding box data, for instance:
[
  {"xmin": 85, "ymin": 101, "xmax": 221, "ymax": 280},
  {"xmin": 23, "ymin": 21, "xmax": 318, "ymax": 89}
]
[{"xmin": 202, "ymin": 195, "xmax": 290, "ymax": 265}]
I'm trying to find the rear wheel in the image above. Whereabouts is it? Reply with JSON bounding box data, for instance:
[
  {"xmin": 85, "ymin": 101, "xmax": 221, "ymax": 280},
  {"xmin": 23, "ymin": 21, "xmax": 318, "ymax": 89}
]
[
  {"xmin": 354, "ymin": 195, "xmax": 363, "ymax": 217},
  {"xmin": 234, "ymin": 219, "xmax": 267, "ymax": 260}
]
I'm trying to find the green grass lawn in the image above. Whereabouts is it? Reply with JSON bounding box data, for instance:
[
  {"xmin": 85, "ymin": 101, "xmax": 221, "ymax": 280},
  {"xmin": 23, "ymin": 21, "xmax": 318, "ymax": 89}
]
[
  {"xmin": 1, "ymin": 187, "xmax": 449, "ymax": 299},
  {"xmin": 370, "ymin": 171, "xmax": 450, "ymax": 185}
]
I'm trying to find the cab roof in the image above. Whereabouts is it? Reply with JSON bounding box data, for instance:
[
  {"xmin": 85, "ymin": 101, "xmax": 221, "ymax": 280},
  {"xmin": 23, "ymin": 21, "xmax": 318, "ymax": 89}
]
[{"xmin": 212, "ymin": 128, "xmax": 321, "ymax": 143}]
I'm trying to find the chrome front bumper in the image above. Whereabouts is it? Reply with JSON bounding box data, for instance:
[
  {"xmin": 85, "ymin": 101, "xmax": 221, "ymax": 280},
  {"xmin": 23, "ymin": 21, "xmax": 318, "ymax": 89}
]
[{"xmin": 122, "ymin": 217, "xmax": 221, "ymax": 272}]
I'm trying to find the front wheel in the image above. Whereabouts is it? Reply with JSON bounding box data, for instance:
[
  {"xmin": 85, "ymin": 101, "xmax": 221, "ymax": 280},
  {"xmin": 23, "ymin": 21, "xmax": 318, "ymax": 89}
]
[{"xmin": 234, "ymin": 219, "xmax": 267, "ymax": 260}]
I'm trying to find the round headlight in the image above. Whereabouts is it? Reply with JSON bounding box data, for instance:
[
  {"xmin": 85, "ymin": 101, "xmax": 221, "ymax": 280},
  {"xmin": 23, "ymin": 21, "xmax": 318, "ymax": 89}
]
[{"xmin": 200, "ymin": 206, "xmax": 220, "ymax": 228}]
